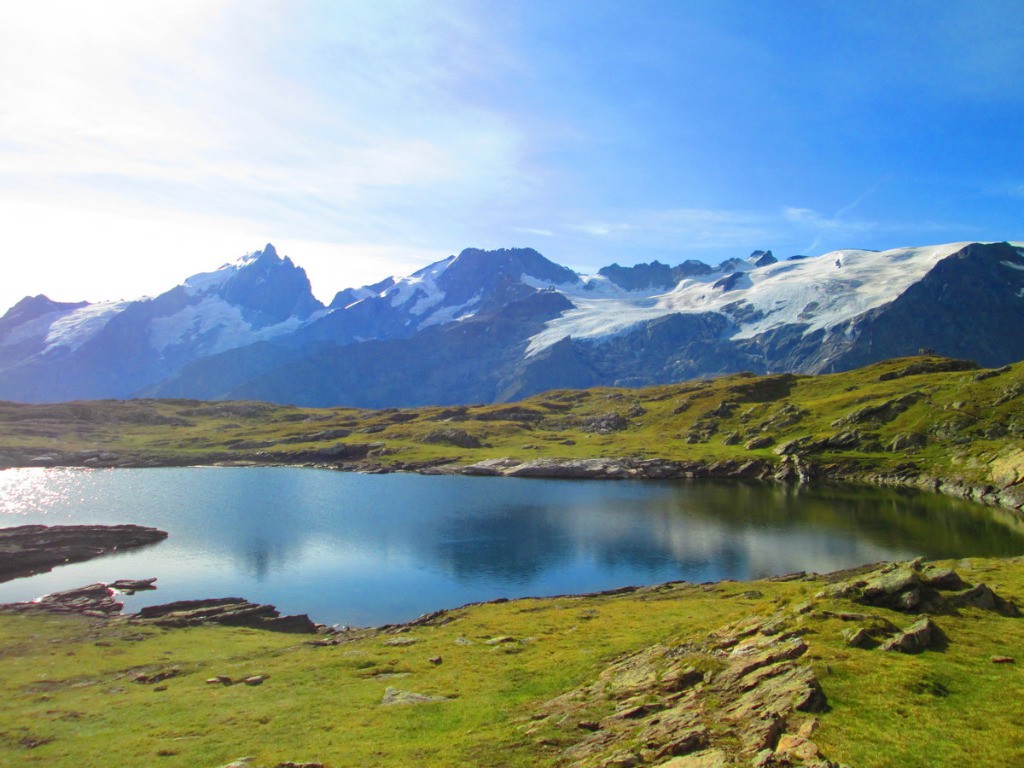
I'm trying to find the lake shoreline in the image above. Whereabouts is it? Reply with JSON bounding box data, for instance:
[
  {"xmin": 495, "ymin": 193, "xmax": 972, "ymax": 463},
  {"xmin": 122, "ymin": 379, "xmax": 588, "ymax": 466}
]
[{"xmin": 4, "ymin": 448, "xmax": 1023, "ymax": 515}]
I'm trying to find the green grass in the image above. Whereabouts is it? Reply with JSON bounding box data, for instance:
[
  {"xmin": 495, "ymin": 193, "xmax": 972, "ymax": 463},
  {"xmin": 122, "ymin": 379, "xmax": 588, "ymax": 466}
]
[
  {"xmin": 1, "ymin": 356, "xmax": 1023, "ymax": 500},
  {"xmin": 2, "ymin": 560, "xmax": 1023, "ymax": 767}
]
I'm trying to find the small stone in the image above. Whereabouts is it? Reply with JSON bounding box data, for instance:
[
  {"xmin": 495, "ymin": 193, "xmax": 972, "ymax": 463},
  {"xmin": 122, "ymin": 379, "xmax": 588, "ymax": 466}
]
[
  {"xmin": 428, "ymin": 656, "xmax": 443, "ymax": 665},
  {"xmin": 577, "ymin": 720, "xmax": 601, "ymax": 731},
  {"xmin": 243, "ymin": 675, "xmax": 267, "ymax": 686},
  {"xmin": 991, "ymin": 656, "xmax": 1015, "ymax": 664},
  {"xmin": 153, "ymin": 685, "xmax": 168, "ymax": 692}
]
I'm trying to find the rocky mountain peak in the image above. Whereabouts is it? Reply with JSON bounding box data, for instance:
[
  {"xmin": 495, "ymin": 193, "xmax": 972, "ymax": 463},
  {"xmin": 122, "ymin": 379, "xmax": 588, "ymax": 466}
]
[
  {"xmin": 0, "ymin": 295, "xmax": 89, "ymax": 327},
  {"xmin": 445, "ymin": 247, "xmax": 577, "ymax": 285},
  {"xmin": 187, "ymin": 245, "xmax": 323, "ymax": 323}
]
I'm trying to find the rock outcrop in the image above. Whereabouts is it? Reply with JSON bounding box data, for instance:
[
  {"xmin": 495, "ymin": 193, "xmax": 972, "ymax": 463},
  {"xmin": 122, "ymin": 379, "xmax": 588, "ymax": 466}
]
[
  {"xmin": 135, "ymin": 597, "xmax": 320, "ymax": 633},
  {"xmin": 0, "ymin": 524, "xmax": 168, "ymax": 582},
  {"xmin": 525, "ymin": 617, "xmax": 835, "ymax": 767},
  {"xmin": 818, "ymin": 559, "xmax": 1019, "ymax": 617},
  {"xmin": 0, "ymin": 580, "xmax": 321, "ymax": 634}
]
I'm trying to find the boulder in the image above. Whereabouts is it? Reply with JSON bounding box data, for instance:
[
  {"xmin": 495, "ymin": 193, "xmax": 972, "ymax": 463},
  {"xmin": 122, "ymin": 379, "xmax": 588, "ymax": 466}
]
[{"xmin": 881, "ymin": 617, "xmax": 942, "ymax": 653}]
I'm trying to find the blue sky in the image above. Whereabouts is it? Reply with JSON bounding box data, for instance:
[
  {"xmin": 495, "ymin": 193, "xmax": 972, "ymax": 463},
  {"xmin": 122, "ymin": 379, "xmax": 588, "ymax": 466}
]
[{"xmin": 1, "ymin": 0, "xmax": 1021, "ymax": 312}]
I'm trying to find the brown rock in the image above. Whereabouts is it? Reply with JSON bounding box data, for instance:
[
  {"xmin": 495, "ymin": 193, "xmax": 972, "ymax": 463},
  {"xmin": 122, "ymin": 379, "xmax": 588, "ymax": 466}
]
[
  {"xmin": 881, "ymin": 617, "xmax": 941, "ymax": 653},
  {"xmin": 136, "ymin": 597, "xmax": 318, "ymax": 633},
  {"xmin": 658, "ymin": 749, "xmax": 731, "ymax": 767},
  {"xmin": 134, "ymin": 667, "xmax": 181, "ymax": 685},
  {"xmin": 842, "ymin": 627, "xmax": 874, "ymax": 649}
]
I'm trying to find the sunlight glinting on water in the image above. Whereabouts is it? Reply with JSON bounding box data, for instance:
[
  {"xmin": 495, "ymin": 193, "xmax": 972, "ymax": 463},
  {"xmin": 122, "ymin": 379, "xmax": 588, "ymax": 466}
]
[{"xmin": 0, "ymin": 466, "xmax": 80, "ymax": 517}]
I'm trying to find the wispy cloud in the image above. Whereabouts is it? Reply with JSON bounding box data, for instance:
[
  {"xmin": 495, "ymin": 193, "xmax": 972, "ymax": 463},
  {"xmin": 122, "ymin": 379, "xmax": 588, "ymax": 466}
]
[
  {"xmin": 784, "ymin": 178, "xmax": 884, "ymax": 253},
  {"xmin": 569, "ymin": 208, "xmax": 777, "ymax": 252},
  {"xmin": 0, "ymin": 0, "xmax": 531, "ymax": 309}
]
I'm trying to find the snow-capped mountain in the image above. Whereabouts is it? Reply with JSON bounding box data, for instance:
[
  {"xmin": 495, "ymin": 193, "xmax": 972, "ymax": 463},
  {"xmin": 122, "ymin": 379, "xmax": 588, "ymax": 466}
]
[
  {"xmin": 0, "ymin": 244, "xmax": 325, "ymax": 401},
  {"xmin": 1, "ymin": 240, "xmax": 1022, "ymax": 406}
]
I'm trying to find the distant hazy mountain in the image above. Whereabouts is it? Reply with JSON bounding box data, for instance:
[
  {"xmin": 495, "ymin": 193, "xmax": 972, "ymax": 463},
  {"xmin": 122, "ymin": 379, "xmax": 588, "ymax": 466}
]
[{"xmin": 1, "ymin": 240, "xmax": 1022, "ymax": 406}]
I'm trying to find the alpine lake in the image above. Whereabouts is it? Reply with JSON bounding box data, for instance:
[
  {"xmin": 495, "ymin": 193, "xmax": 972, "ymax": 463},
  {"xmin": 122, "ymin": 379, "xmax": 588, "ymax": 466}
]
[{"xmin": 1, "ymin": 466, "xmax": 1022, "ymax": 627}]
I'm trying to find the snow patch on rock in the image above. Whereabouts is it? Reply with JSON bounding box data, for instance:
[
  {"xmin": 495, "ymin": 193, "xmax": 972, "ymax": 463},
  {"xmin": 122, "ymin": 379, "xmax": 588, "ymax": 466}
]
[
  {"xmin": 149, "ymin": 297, "xmax": 323, "ymax": 355},
  {"xmin": 526, "ymin": 242, "xmax": 973, "ymax": 355},
  {"xmin": 44, "ymin": 301, "xmax": 130, "ymax": 352}
]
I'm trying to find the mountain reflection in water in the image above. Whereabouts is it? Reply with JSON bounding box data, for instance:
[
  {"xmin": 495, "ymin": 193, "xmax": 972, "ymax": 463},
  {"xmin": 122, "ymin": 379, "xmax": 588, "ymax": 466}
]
[{"xmin": 0, "ymin": 467, "xmax": 1021, "ymax": 625}]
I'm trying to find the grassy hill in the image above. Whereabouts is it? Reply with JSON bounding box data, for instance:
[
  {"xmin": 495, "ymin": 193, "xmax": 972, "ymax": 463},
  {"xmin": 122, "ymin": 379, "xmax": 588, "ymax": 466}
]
[{"xmin": 1, "ymin": 355, "xmax": 1022, "ymax": 509}]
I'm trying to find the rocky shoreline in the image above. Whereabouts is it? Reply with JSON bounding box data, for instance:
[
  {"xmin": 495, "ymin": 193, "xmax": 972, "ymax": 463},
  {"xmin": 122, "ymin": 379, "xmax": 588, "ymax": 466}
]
[
  {"xmin": 3, "ymin": 449, "xmax": 1022, "ymax": 515},
  {"xmin": 0, "ymin": 577, "xmax": 323, "ymax": 634},
  {"xmin": 444, "ymin": 455, "xmax": 1024, "ymax": 513},
  {"xmin": 0, "ymin": 524, "xmax": 169, "ymax": 582}
]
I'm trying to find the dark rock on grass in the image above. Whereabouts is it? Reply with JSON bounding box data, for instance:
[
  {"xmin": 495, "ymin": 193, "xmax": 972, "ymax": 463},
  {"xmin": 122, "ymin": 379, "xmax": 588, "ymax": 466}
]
[
  {"xmin": 889, "ymin": 431, "xmax": 928, "ymax": 451},
  {"xmin": 881, "ymin": 617, "xmax": 945, "ymax": 653},
  {"xmin": 281, "ymin": 442, "xmax": 376, "ymax": 462},
  {"xmin": 136, "ymin": 597, "xmax": 319, "ymax": 633},
  {"xmin": 818, "ymin": 560, "xmax": 1018, "ymax": 616},
  {"xmin": 951, "ymin": 582, "xmax": 1021, "ymax": 616},
  {"xmin": 0, "ymin": 524, "xmax": 168, "ymax": 582},
  {"xmin": 842, "ymin": 627, "xmax": 876, "ymax": 649},
  {"xmin": 834, "ymin": 391, "xmax": 925, "ymax": 427},
  {"xmin": 876, "ymin": 358, "xmax": 979, "ymax": 381},
  {"xmin": 420, "ymin": 428, "xmax": 482, "ymax": 448},
  {"xmin": 134, "ymin": 667, "xmax": 181, "ymax": 684},
  {"xmin": 581, "ymin": 412, "xmax": 630, "ymax": 434}
]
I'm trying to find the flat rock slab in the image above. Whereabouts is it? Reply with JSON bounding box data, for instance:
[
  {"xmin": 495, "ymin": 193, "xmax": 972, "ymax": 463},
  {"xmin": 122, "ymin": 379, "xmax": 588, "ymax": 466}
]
[
  {"xmin": 380, "ymin": 687, "xmax": 451, "ymax": 706},
  {"xmin": 0, "ymin": 524, "xmax": 168, "ymax": 582}
]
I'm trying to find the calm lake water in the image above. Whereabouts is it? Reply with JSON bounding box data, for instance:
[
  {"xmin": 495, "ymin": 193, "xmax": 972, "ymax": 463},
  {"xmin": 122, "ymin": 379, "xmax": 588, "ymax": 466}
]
[{"xmin": 1, "ymin": 467, "xmax": 1022, "ymax": 626}]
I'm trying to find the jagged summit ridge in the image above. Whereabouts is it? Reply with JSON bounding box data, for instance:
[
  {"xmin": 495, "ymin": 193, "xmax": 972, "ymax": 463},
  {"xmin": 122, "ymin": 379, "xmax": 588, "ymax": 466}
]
[{"xmin": 1, "ymin": 240, "xmax": 1022, "ymax": 406}]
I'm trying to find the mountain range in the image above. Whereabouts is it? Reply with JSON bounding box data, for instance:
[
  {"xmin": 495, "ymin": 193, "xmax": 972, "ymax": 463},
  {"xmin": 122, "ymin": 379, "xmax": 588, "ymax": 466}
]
[{"xmin": 1, "ymin": 240, "xmax": 1022, "ymax": 407}]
